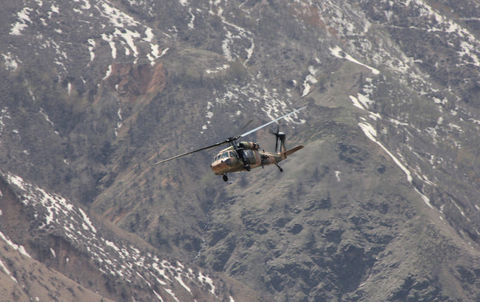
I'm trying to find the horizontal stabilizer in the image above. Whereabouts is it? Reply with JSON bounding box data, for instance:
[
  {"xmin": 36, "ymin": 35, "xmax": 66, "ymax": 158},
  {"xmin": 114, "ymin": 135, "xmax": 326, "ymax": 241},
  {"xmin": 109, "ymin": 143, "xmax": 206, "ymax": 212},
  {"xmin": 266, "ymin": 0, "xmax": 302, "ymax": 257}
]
[{"xmin": 284, "ymin": 145, "xmax": 304, "ymax": 157}]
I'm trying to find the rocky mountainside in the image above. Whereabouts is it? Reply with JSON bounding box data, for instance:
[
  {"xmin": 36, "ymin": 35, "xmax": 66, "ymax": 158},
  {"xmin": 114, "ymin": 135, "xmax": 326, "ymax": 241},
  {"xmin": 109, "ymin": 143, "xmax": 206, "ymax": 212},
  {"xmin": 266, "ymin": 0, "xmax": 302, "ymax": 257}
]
[
  {"xmin": 0, "ymin": 172, "xmax": 242, "ymax": 301},
  {"xmin": 1, "ymin": 0, "xmax": 480, "ymax": 301}
]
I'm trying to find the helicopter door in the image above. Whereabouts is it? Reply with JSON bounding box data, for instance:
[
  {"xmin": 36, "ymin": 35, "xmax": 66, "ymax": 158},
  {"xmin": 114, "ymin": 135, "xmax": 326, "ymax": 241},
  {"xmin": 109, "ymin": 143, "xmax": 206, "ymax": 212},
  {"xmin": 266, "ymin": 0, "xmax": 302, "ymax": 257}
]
[{"xmin": 243, "ymin": 150, "xmax": 257, "ymax": 165}]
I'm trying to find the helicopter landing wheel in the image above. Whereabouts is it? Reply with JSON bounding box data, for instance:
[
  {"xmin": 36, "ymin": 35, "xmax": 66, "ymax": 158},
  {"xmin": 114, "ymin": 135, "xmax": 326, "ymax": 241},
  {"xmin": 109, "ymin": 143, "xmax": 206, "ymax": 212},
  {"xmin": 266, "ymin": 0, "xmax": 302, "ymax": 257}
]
[
  {"xmin": 222, "ymin": 175, "xmax": 228, "ymax": 182},
  {"xmin": 275, "ymin": 163, "xmax": 283, "ymax": 172}
]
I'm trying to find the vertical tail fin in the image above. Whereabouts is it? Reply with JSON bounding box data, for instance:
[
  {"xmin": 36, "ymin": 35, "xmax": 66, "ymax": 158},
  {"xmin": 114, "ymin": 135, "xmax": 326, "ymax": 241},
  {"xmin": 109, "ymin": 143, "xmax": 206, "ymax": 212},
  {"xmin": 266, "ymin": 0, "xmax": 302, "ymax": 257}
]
[{"xmin": 278, "ymin": 133, "xmax": 287, "ymax": 159}]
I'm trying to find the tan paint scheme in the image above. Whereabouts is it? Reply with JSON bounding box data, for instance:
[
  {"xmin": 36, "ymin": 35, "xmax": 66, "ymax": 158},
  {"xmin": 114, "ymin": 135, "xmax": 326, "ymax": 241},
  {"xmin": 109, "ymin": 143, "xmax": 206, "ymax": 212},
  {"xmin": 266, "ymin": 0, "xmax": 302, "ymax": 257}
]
[{"xmin": 210, "ymin": 142, "xmax": 303, "ymax": 176}]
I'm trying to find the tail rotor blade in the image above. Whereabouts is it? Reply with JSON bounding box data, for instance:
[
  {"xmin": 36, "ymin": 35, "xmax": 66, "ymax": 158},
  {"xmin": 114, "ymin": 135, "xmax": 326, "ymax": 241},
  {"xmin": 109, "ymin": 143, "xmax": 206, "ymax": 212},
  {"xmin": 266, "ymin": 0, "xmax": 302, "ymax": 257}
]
[{"xmin": 275, "ymin": 125, "xmax": 280, "ymax": 152}]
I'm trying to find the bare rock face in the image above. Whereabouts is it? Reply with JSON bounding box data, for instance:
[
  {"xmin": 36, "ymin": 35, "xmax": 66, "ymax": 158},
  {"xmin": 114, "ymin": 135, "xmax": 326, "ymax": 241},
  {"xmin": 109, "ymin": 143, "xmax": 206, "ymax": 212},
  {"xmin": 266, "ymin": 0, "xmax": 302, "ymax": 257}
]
[
  {"xmin": 1, "ymin": 0, "xmax": 480, "ymax": 301},
  {"xmin": 106, "ymin": 62, "xmax": 166, "ymax": 98}
]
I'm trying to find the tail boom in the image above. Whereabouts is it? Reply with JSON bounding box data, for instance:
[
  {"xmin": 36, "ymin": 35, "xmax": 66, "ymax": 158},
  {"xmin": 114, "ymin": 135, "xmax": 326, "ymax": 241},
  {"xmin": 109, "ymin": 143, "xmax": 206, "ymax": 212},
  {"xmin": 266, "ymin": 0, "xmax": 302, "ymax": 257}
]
[{"xmin": 281, "ymin": 145, "xmax": 304, "ymax": 159}]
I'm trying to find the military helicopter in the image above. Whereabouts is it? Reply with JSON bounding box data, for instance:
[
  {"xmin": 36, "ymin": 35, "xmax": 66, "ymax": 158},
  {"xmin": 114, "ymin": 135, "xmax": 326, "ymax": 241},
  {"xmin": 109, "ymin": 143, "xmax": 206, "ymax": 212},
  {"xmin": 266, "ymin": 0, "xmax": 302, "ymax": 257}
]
[{"xmin": 156, "ymin": 107, "xmax": 306, "ymax": 181}]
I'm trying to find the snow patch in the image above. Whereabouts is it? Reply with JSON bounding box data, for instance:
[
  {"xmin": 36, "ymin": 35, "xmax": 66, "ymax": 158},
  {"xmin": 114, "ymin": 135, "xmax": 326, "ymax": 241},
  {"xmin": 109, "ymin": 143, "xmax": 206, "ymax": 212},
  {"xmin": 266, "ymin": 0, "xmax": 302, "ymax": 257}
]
[
  {"xmin": 144, "ymin": 27, "xmax": 154, "ymax": 42},
  {"xmin": 80, "ymin": 0, "xmax": 91, "ymax": 10},
  {"xmin": 301, "ymin": 67, "xmax": 318, "ymax": 97},
  {"xmin": 103, "ymin": 64, "xmax": 113, "ymax": 80},
  {"xmin": 213, "ymin": 81, "xmax": 306, "ymax": 124},
  {"xmin": 87, "ymin": 39, "xmax": 96, "ymax": 62},
  {"xmin": 198, "ymin": 271, "xmax": 216, "ymax": 295},
  {"xmin": 350, "ymin": 95, "xmax": 366, "ymax": 110},
  {"xmin": 115, "ymin": 107, "xmax": 123, "ymax": 136},
  {"xmin": 211, "ymin": 3, "xmax": 255, "ymax": 63},
  {"xmin": 330, "ymin": 46, "xmax": 380, "ymax": 75},
  {"xmin": 78, "ymin": 208, "xmax": 97, "ymax": 233},
  {"xmin": 10, "ymin": 7, "xmax": 33, "ymax": 36},
  {"xmin": 0, "ymin": 107, "xmax": 11, "ymax": 134},
  {"xmin": 159, "ymin": 48, "xmax": 169, "ymax": 58},
  {"xmin": 99, "ymin": 2, "xmax": 139, "ymax": 27},
  {"xmin": 187, "ymin": 7, "xmax": 195, "ymax": 29},
  {"xmin": 0, "ymin": 259, "xmax": 17, "ymax": 283},
  {"xmin": 6, "ymin": 174, "xmax": 27, "ymax": 191},
  {"xmin": 3, "ymin": 172, "xmax": 220, "ymax": 301},
  {"xmin": 152, "ymin": 262, "xmax": 171, "ymax": 282},
  {"xmin": 358, "ymin": 122, "xmax": 434, "ymax": 209},
  {"xmin": 50, "ymin": 4, "xmax": 60, "ymax": 14},
  {"xmin": 206, "ymin": 64, "xmax": 230, "ymax": 74},
  {"xmin": 153, "ymin": 290, "xmax": 164, "ymax": 302},
  {"xmin": 164, "ymin": 288, "xmax": 180, "ymax": 302},
  {"xmin": 0, "ymin": 231, "xmax": 32, "ymax": 258},
  {"xmin": 335, "ymin": 171, "xmax": 341, "ymax": 182},
  {"xmin": 2, "ymin": 53, "xmax": 19, "ymax": 71},
  {"xmin": 105, "ymin": 240, "xmax": 120, "ymax": 252},
  {"xmin": 175, "ymin": 275, "xmax": 192, "ymax": 293}
]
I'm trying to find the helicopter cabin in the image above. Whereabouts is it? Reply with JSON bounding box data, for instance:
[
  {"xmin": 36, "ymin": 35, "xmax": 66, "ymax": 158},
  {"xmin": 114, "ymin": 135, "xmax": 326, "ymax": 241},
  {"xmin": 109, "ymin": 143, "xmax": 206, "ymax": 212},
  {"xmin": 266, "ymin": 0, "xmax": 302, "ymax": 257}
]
[
  {"xmin": 213, "ymin": 150, "xmax": 238, "ymax": 162},
  {"xmin": 211, "ymin": 143, "xmax": 261, "ymax": 175},
  {"xmin": 213, "ymin": 148, "xmax": 258, "ymax": 165}
]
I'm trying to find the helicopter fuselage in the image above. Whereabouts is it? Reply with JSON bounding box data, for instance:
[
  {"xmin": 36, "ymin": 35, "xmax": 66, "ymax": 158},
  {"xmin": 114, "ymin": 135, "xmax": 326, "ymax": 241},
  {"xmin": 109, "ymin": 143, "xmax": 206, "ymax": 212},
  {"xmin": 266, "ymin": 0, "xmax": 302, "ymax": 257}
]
[
  {"xmin": 155, "ymin": 107, "xmax": 306, "ymax": 182},
  {"xmin": 210, "ymin": 142, "xmax": 283, "ymax": 175}
]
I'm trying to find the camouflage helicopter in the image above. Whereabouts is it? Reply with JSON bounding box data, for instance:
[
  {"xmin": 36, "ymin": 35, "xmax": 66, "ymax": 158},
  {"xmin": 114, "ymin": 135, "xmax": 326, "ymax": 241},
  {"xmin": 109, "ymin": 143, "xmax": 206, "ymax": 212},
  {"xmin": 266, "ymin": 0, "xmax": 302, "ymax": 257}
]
[{"xmin": 156, "ymin": 107, "xmax": 306, "ymax": 181}]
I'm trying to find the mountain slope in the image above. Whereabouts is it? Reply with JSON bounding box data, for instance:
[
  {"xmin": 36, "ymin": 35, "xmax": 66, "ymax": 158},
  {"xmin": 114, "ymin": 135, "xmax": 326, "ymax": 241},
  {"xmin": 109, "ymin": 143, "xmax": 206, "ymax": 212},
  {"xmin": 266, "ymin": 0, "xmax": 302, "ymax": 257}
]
[
  {"xmin": 0, "ymin": 172, "xmax": 255, "ymax": 301},
  {"xmin": 1, "ymin": 0, "xmax": 480, "ymax": 301}
]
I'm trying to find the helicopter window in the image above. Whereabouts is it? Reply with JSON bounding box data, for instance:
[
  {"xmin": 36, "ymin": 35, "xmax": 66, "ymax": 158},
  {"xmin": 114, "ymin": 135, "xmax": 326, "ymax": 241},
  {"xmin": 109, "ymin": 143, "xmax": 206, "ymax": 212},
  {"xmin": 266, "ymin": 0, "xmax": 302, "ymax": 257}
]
[
  {"xmin": 222, "ymin": 152, "xmax": 229, "ymax": 159},
  {"xmin": 229, "ymin": 152, "xmax": 236, "ymax": 158}
]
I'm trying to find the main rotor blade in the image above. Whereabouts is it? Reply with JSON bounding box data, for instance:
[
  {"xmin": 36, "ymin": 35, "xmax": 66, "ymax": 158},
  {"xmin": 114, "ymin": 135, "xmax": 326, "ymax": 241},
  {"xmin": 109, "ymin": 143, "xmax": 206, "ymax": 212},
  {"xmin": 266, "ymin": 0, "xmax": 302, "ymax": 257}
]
[
  {"xmin": 239, "ymin": 106, "xmax": 306, "ymax": 138},
  {"xmin": 239, "ymin": 119, "xmax": 254, "ymax": 132},
  {"xmin": 155, "ymin": 107, "xmax": 305, "ymax": 165},
  {"xmin": 155, "ymin": 139, "xmax": 231, "ymax": 165}
]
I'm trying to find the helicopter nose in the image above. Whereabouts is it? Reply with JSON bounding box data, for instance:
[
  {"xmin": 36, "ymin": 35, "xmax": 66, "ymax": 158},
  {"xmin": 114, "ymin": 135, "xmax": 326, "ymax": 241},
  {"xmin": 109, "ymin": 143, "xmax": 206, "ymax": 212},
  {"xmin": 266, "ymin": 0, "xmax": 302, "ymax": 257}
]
[{"xmin": 211, "ymin": 161, "xmax": 227, "ymax": 174}]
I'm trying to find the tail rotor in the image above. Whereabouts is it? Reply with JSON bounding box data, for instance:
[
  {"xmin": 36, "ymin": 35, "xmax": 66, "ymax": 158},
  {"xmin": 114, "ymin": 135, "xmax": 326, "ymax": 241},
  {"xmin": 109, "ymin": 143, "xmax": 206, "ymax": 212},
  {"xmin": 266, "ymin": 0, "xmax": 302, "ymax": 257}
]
[{"xmin": 270, "ymin": 125, "xmax": 286, "ymax": 153}]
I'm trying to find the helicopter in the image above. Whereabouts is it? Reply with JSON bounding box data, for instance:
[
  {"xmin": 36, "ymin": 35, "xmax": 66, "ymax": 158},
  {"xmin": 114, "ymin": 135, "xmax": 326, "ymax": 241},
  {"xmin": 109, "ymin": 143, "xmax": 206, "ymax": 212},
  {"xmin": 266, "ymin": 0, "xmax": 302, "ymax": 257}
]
[{"xmin": 155, "ymin": 107, "xmax": 306, "ymax": 182}]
